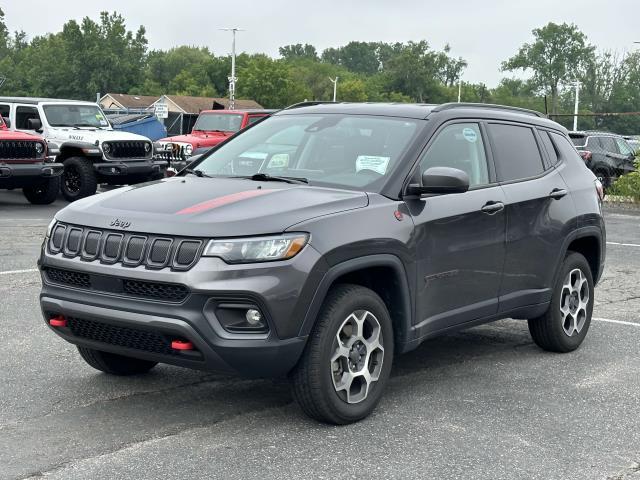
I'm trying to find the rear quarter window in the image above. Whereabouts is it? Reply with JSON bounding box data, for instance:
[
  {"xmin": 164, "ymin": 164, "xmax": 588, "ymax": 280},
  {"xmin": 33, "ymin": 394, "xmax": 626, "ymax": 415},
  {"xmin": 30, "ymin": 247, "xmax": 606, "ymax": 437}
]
[
  {"xmin": 550, "ymin": 132, "xmax": 584, "ymax": 163},
  {"xmin": 488, "ymin": 123, "xmax": 545, "ymax": 182},
  {"xmin": 538, "ymin": 130, "xmax": 559, "ymax": 166}
]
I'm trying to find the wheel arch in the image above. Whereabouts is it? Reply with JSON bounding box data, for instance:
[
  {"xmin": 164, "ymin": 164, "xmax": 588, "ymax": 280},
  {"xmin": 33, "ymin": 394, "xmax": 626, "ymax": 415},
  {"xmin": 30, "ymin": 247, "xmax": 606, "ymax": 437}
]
[
  {"xmin": 558, "ymin": 227, "xmax": 604, "ymax": 285},
  {"xmin": 299, "ymin": 254, "xmax": 414, "ymax": 353},
  {"xmin": 58, "ymin": 141, "xmax": 102, "ymax": 161}
]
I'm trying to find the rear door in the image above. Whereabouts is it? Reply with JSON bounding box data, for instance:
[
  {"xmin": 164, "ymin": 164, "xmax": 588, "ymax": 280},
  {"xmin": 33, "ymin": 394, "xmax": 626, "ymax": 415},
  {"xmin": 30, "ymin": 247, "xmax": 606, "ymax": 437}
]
[{"xmin": 487, "ymin": 123, "xmax": 577, "ymax": 313}]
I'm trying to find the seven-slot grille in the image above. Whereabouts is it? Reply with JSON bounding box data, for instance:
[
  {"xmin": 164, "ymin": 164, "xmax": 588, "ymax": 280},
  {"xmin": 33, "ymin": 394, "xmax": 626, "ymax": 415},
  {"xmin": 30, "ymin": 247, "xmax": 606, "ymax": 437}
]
[
  {"xmin": 0, "ymin": 140, "xmax": 44, "ymax": 160},
  {"xmin": 154, "ymin": 142, "xmax": 189, "ymax": 162},
  {"xmin": 43, "ymin": 267, "xmax": 190, "ymax": 303},
  {"xmin": 103, "ymin": 141, "xmax": 151, "ymax": 160},
  {"xmin": 49, "ymin": 223, "xmax": 204, "ymax": 271}
]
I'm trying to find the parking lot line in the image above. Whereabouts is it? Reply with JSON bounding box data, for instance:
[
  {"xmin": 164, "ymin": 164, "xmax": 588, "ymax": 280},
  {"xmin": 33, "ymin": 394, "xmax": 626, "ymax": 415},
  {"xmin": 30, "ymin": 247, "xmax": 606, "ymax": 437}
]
[
  {"xmin": 594, "ymin": 317, "xmax": 640, "ymax": 327},
  {"xmin": 607, "ymin": 241, "xmax": 640, "ymax": 248},
  {"xmin": 0, "ymin": 268, "xmax": 39, "ymax": 276}
]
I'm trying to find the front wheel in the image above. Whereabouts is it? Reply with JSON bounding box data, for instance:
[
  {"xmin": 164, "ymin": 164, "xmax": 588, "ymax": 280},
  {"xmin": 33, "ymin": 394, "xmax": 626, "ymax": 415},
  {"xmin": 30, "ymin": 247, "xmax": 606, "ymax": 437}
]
[
  {"xmin": 290, "ymin": 284, "xmax": 394, "ymax": 424},
  {"xmin": 61, "ymin": 156, "xmax": 98, "ymax": 202},
  {"xmin": 528, "ymin": 252, "xmax": 594, "ymax": 353},
  {"xmin": 23, "ymin": 176, "xmax": 60, "ymax": 205}
]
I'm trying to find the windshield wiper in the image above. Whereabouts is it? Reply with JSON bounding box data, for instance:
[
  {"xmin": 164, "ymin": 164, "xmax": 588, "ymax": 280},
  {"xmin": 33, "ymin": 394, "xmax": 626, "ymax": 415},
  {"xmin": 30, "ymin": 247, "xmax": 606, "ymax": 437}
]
[
  {"xmin": 248, "ymin": 173, "xmax": 308, "ymax": 184},
  {"xmin": 184, "ymin": 168, "xmax": 213, "ymax": 178}
]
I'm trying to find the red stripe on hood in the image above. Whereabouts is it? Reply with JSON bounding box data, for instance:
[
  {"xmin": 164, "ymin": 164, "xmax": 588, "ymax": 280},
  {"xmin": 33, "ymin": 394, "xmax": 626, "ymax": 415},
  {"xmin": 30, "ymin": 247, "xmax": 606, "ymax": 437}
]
[{"xmin": 176, "ymin": 189, "xmax": 278, "ymax": 214}]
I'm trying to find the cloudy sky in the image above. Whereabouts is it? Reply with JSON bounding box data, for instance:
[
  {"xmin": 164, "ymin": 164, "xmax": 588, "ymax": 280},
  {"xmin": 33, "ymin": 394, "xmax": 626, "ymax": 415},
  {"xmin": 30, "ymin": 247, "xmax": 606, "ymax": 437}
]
[{"xmin": 2, "ymin": 0, "xmax": 639, "ymax": 86}]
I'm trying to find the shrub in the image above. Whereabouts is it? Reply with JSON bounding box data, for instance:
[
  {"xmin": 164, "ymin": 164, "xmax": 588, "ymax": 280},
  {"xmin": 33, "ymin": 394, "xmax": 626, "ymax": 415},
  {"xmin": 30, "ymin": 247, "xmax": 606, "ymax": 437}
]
[{"xmin": 609, "ymin": 161, "xmax": 640, "ymax": 202}]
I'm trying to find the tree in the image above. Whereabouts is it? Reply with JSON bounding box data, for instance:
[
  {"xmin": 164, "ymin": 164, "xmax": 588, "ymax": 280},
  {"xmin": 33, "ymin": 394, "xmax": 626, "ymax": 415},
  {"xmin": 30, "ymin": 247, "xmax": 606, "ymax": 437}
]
[
  {"xmin": 237, "ymin": 55, "xmax": 307, "ymax": 108},
  {"xmin": 321, "ymin": 42, "xmax": 380, "ymax": 75},
  {"xmin": 502, "ymin": 22, "xmax": 595, "ymax": 114},
  {"xmin": 279, "ymin": 43, "xmax": 317, "ymax": 61}
]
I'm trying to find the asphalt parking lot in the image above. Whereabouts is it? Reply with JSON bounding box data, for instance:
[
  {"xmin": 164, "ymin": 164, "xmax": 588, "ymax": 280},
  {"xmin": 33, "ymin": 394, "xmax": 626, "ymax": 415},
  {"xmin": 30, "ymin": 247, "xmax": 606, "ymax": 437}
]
[{"xmin": 0, "ymin": 189, "xmax": 638, "ymax": 480}]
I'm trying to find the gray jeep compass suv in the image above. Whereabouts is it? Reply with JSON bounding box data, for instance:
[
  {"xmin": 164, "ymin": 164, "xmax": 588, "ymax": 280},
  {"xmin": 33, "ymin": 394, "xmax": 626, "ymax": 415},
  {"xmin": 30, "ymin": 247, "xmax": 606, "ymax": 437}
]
[{"xmin": 39, "ymin": 102, "xmax": 606, "ymax": 424}]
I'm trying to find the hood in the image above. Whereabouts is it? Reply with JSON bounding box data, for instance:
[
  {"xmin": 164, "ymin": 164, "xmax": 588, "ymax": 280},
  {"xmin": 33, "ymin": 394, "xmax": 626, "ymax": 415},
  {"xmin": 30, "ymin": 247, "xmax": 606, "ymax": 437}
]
[
  {"xmin": 161, "ymin": 131, "xmax": 230, "ymax": 149},
  {"xmin": 0, "ymin": 130, "xmax": 42, "ymax": 141},
  {"xmin": 56, "ymin": 177, "xmax": 369, "ymax": 237},
  {"xmin": 48, "ymin": 127, "xmax": 149, "ymax": 145}
]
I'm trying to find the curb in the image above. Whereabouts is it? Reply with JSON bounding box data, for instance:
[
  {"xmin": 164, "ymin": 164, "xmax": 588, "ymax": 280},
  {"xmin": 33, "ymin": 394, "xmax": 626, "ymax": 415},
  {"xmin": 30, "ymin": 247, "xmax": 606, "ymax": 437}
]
[{"xmin": 604, "ymin": 195, "xmax": 640, "ymax": 211}]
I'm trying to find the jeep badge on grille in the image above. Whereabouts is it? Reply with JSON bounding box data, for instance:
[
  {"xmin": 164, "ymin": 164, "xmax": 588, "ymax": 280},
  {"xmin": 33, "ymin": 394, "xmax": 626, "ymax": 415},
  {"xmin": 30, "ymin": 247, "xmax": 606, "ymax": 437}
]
[{"xmin": 109, "ymin": 219, "xmax": 131, "ymax": 229}]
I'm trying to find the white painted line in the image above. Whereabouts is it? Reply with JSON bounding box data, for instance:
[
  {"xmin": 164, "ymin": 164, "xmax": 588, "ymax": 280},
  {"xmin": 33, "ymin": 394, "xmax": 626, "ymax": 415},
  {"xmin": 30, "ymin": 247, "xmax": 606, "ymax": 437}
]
[
  {"xmin": 607, "ymin": 241, "xmax": 640, "ymax": 248},
  {"xmin": 0, "ymin": 268, "xmax": 38, "ymax": 276},
  {"xmin": 594, "ymin": 317, "xmax": 640, "ymax": 327}
]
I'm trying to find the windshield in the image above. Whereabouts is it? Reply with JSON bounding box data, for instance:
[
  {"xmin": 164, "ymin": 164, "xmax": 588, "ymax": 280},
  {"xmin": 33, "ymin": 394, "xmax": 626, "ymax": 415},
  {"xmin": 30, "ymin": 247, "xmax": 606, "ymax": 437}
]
[
  {"xmin": 192, "ymin": 114, "xmax": 421, "ymax": 191},
  {"xmin": 43, "ymin": 104, "xmax": 110, "ymax": 128},
  {"xmin": 193, "ymin": 113, "xmax": 244, "ymax": 132}
]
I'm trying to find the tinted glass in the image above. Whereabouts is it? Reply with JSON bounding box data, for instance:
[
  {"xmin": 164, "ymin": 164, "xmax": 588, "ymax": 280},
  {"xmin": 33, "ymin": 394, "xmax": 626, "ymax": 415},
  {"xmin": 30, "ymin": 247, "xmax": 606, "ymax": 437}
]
[
  {"xmin": 0, "ymin": 104, "xmax": 9, "ymax": 119},
  {"xmin": 586, "ymin": 137, "xmax": 602, "ymax": 150},
  {"xmin": 15, "ymin": 106, "xmax": 41, "ymax": 130},
  {"xmin": 550, "ymin": 132, "xmax": 583, "ymax": 163},
  {"xmin": 247, "ymin": 115, "xmax": 266, "ymax": 126},
  {"xmin": 489, "ymin": 124, "xmax": 544, "ymax": 181},
  {"xmin": 570, "ymin": 135, "xmax": 587, "ymax": 147},
  {"xmin": 599, "ymin": 136, "xmax": 617, "ymax": 153},
  {"xmin": 538, "ymin": 130, "xmax": 558, "ymax": 166},
  {"xmin": 615, "ymin": 138, "xmax": 634, "ymax": 155},
  {"xmin": 194, "ymin": 114, "xmax": 420, "ymax": 191},
  {"xmin": 419, "ymin": 123, "xmax": 489, "ymax": 187}
]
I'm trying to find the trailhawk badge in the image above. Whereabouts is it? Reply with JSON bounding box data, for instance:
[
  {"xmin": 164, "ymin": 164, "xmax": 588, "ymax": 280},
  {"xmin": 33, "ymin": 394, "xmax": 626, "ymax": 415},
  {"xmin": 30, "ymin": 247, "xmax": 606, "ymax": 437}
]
[{"xmin": 109, "ymin": 218, "xmax": 131, "ymax": 229}]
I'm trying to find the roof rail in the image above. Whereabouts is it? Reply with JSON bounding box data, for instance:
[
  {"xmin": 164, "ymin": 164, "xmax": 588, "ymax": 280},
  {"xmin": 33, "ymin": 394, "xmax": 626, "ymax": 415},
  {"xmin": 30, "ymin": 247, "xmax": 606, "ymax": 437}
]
[
  {"xmin": 283, "ymin": 101, "xmax": 337, "ymax": 110},
  {"xmin": 432, "ymin": 102, "xmax": 546, "ymax": 118}
]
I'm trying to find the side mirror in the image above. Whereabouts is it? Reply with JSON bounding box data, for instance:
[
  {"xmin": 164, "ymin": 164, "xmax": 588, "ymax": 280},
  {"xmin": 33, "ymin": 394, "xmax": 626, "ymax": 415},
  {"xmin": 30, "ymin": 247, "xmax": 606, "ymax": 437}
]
[
  {"xmin": 2, "ymin": 116, "xmax": 11, "ymax": 128},
  {"xmin": 406, "ymin": 167, "xmax": 470, "ymax": 196},
  {"xmin": 27, "ymin": 118, "xmax": 42, "ymax": 132}
]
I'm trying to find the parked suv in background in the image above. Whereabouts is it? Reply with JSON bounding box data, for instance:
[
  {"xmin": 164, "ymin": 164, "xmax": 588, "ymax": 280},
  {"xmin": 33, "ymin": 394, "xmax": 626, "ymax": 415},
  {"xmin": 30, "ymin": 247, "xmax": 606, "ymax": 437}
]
[
  {"xmin": 569, "ymin": 130, "xmax": 636, "ymax": 188},
  {"xmin": 0, "ymin": 97, "xmax": 167, "ymax": 201},
  {"xmin": 155, "ymin": 109, "xmax": 275, "ymax": 170},
  {"xmin": 40, "ymin": 102, "xmax": 605, "ymax": 424},
  {"xmin": 0, "ymin": 114, "xmax": 62, "ymax": 204}
]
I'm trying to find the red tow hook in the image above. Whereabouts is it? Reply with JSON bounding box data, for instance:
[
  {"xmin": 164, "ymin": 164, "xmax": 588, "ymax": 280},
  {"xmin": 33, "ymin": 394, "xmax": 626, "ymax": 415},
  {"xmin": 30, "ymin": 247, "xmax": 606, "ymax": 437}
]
[
  {"xmin": 49, "ymin": 315, "xmax": 67, "ymax": 327},
  {"xmin": 171, "ymin": 339, "xmax": 194, "ymax": 351}
]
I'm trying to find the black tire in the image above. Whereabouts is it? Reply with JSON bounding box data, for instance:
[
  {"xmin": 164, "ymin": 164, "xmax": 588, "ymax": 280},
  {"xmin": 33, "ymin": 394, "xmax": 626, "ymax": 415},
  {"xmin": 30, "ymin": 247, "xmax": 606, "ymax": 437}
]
[
  {"xmin": 61, "ymin": 156, "xmax": 98, "ymax": 202},
  {"xmin": 77, "ymin": 346, "xmax": 157, "ymax": 375},
  {"xmin": 22, "ymin": 176, "xmax": 60, "ymax": 205},
  {"xmin": 528, "ymin": 252, "xmax": 594, "ymax": 353},
  {"xmin": 290, "ymin": 284, "xmax": 394, "ymax": 424}
]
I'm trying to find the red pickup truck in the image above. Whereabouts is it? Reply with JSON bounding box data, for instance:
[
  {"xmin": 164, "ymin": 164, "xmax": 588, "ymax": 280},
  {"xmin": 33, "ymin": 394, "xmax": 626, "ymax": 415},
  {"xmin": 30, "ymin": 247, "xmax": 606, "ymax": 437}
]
[
  {"xmin": 156, "ymin": 109, "xmax": 275, "ymax": 169},
  {"xmin": 0, "ymin": 115, "xmax": 63, "ymax": 204}
]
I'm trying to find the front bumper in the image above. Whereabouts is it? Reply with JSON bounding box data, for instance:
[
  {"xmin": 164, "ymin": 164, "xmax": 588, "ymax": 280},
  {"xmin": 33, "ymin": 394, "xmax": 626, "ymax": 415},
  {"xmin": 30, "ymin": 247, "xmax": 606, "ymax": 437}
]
[
  {"xmin": 39, "ymin": 245, "xmax": 325, "ymax": 378},
  {"xmin": 94, "ymin": 160, "xmax": 168, "ymax": 177},
  {"xmin": 0, "ymin": 162, "xmax": 63, "ymax": 187}
]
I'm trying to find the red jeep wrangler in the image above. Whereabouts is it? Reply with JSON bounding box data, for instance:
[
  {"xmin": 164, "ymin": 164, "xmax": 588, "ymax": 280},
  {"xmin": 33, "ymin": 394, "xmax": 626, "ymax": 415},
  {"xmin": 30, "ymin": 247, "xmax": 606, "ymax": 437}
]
[
  {"xmin": 0, "ymin": 115, "xmax": 63, "ymax": 204},
  {"xmin": 156, "ymin": 109, "xmax": 275, "ymax": 170}
]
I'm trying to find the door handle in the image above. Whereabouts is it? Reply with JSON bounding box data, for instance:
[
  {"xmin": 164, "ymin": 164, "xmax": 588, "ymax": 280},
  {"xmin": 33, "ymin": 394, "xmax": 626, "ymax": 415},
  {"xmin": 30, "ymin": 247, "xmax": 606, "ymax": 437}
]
[
  {"xmin": 549, "ymin": 188, "xmax": 568, "ymax": 200},
  {"xmin": 481, "ymin": 201, "xmax": 504, "ymax": 214}
]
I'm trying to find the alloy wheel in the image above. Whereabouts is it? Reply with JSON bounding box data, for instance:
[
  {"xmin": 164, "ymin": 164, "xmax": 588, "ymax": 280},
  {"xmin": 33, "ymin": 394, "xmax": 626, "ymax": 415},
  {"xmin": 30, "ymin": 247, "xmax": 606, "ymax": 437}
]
[{"xmin": 560, "ymin": 268, "xmax": 590, "ymax": 337}]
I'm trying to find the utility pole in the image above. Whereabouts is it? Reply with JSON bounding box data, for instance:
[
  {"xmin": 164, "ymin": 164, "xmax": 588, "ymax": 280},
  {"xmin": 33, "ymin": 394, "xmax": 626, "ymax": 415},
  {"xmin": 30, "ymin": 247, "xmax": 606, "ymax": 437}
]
[
  {"xmin": 573, "ymin": 81, "xmax": 580, "ymax": 132},
  {"xmin": 220, "ymin": 27, "xmax": 245, "ymax": 110},
  {"xmin": 329, "ymin": 77, "xmax": 338, "ymax": 102}
]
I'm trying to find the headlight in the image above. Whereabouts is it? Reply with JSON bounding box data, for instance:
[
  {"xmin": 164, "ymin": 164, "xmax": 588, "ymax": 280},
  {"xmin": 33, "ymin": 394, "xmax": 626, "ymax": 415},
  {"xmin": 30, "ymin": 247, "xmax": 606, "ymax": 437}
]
[
  {"xmin": 35, "ymin": 142, "xmax": 45, "ymax": 155},
  {"xmin": 203, "ymin": 233, "xmax": 309, "ymax": 264},
  {"xmin": 102, "ymin": 142, "xmax": 111, "ymax": 153},
  {"xmin": 145, "ymin": 142, "xmax": 151, "ymax": 153},
  {"xmin": 185, "ymin": 144, "xmax": 194, "ymax": 156},
  {"xmin": 45, "ymin": 219, "xmax": 56, "ymax": 239}
]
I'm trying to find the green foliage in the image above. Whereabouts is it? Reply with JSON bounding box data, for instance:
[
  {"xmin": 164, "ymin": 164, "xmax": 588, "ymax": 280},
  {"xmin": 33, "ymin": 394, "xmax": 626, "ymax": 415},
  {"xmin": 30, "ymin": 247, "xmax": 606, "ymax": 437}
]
[
  {"xmin": 609, "ymin": 163, "xmax": 640, "ymax": 201},
  {"xmin": 279, "ymin": 44, "xmax": 318, "ymax": 61}
]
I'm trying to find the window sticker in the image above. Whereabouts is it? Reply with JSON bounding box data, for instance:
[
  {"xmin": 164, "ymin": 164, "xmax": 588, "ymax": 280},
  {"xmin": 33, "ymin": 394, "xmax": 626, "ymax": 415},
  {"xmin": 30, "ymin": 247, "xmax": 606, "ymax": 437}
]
[
  {"xmin": 267, "ymin": 153, "xmax": 290, "ymax": 168},
  {"xmin": 96, "ymin": 114, "xmax": 108, "ymax": 126},
  {"xmin": 356, "ymin": 155, "xmax": 391, "ymax": 175},
  {"xmin": 462, "ymin": 127, "xmax": 478, "ymax": 143},
  {"xmin": 240, "ymin": 151, "xmax": 269, "ymax": 160}
]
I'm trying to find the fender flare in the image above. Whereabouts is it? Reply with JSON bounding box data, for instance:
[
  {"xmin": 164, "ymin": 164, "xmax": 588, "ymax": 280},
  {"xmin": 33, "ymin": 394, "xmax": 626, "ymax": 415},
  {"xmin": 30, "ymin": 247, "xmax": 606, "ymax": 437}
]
[
  {"xmin": 58, "ymin": 141, "xmax": 103, "ymax": 158},
  {"xmin": 555, "ymin": 226, "xmax": 605, "ymax": 286},
  {"xmin": 298, "ymin": 254, "xmax": 414, "ymax": 352}
]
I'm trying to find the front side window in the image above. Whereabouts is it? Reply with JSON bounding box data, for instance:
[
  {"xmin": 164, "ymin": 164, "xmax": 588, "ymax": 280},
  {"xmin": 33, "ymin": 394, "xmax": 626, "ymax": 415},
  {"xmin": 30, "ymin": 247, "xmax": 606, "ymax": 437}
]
[
  {"xmin": 193, "ymin": 114, "xmax": 420, "ymax": 191},
  {"xmin": 419, "ymin": 123, "xmax": 489, "ymax": 187},
  {"xmin": 193, "ymin": 113, "xmax": 244, "ymax": 132},
  {"xmin": 43, "ymin": 104, "xmax": 109, "ymax": 128},
  {"xmin": 488, "ymin": 123, "xmax": 544, "ymax": 182},
  {"xmin": 615, "ymin": 138, "xmax": 634, "ymax": 156}
]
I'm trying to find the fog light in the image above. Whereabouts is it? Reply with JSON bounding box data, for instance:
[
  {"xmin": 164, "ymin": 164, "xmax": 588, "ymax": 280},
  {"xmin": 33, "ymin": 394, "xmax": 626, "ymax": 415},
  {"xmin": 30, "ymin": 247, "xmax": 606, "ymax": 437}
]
[{"xmin": 246, "ymin": 309, "xmax": 262, "ymax": 326}]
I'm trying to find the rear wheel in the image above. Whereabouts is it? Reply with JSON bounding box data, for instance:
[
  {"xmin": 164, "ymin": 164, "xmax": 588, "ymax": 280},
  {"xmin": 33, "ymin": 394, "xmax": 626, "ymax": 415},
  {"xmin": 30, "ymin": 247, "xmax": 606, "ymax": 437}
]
[
  {"xmin": 290, "ymin": 284, "xmax": 394, "ymax": 424},
  {"xmin": 77, "ymin": 346, "xmax": 157, "ymax": 375},
  {"xmin": 593, "ymin": 167, "xmax": 612, "ymax": 190},
  {"xmin": 528, "ymin": 252, "xmax": 594, "ymax": 353},
  {"xmin": 61, "ymin": 156, "xmax": 98, "ymax": 202},
  {"xmin": 22, "ymin": 176, "xmax": 60, "ymax": 205}
]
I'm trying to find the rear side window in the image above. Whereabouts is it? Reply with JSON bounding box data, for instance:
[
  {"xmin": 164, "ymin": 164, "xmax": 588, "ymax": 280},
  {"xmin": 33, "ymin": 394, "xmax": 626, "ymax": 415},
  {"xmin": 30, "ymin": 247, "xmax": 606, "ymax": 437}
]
[
  {"xmin": 538, "ymin": 130, "xmax": 558, "ymax": 166},
  {"xmin": 0, "ymin": 104, "xmax": 9, "ymax": 119},
  {"xmin": 488, "ymin": 124, "xmax": 545, "ymax": 181},
  {"xmin": 586, "ymin": 137, "xmax": 602, "ymax": 150},
  {"xmin": 570, "ymin": 135, "xmax": 586, "ymax": 147},
  {"xmin": 15, "ymin": 106, "xmax": 41, "ymax": 130},
  {"xmin": 550, "ymin": 132, "xmax": 583, "ymax": 163}
]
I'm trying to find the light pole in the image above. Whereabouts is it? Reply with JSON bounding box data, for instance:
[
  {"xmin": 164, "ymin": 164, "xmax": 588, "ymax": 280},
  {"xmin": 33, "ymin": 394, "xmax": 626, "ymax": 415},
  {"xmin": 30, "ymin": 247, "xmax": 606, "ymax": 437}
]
[
  {"xmin": 220, "ymin": 27, "xmax": 245, "ymax": 110},
  {"xmin": 573, "ymin": 81, "xmax": 580, "ymax": 132},
  {"xmin": 329, "ymin": 77, "xmax": 338, "ymax": 102},
  {"xmin": 457, "ymin": 79, "xmax": 462, "ymax": 103}
]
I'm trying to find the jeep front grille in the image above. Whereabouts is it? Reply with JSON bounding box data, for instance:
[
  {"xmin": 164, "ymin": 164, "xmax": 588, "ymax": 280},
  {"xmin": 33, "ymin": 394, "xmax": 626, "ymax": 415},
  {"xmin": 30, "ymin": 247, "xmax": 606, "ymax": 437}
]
[
  {"xmin": 49, "ymin": 223, "xmax": 203, "ymax": 271},
  {"xmin": 104, "ymin": 141, "xmax": 151, "ymax": 160},
  {"xmin": 0, "ymin": 140, "xmax": 44, "ymax": 160},
  {"xmin": 43, "ymin": 267, "xmax": 190, "ymax": 303},
  {"xmin": 154, "ymin": 143, "xmax": 189, "ymax": 162}
]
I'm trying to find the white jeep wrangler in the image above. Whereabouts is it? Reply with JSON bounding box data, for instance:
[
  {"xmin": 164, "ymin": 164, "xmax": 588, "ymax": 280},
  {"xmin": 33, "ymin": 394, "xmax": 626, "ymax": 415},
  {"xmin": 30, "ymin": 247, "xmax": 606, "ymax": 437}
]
[{"xmin": 0, "ymin": 97, "xmax": 167, "ymax": 201}]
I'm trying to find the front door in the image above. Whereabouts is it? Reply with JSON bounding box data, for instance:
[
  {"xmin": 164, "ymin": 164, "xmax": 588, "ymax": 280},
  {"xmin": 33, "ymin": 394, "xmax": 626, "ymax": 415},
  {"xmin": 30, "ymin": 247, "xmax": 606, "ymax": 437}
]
[{"xmin": 407, "ymin": 122, "xmax": 506, "ymax": 336}]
